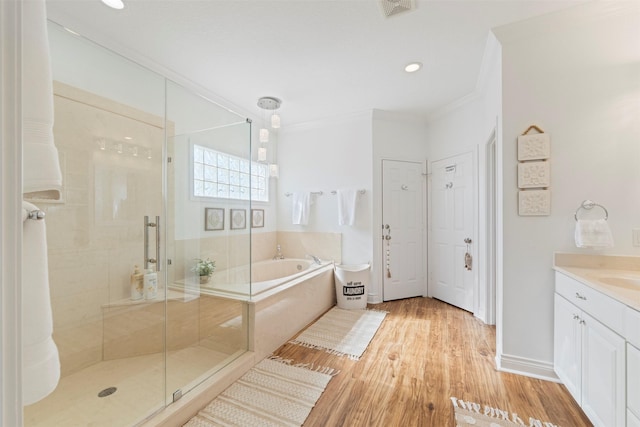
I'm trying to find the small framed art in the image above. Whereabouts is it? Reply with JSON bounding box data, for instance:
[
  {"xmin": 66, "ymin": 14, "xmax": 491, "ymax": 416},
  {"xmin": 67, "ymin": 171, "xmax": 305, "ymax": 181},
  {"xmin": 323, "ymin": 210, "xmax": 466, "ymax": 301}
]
[
  {"xmin": 205, "ymin": 208, "xmax": 225, "ymax": 231},
  {"xmin": 251, "ymin": 209, "xmax": 265, "ymax": 228},
  {"xmin": 230, "ymin": 209, "xmax": 246, "ymax": 230}
]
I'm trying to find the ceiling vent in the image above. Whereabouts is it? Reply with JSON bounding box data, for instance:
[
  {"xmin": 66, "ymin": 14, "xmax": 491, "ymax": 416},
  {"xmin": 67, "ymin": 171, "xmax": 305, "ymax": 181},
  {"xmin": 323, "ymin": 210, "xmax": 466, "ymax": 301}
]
[{"xmin": 379, "ymin": 0, "xmax": 415, "ymax": 18}]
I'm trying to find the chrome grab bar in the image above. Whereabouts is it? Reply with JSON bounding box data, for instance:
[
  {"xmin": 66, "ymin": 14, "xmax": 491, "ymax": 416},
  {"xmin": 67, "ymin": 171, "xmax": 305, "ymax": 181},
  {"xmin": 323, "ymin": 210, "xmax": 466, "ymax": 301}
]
[{"xmin": 144, "ymin": 215, "xmax": 160, "ymax": 271}]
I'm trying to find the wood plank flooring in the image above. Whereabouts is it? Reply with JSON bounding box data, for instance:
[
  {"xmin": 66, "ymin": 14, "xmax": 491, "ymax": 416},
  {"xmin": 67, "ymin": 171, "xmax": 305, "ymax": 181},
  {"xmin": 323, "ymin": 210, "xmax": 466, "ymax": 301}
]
[{"xmin": 272, "ymin": 297, "xmax": 592, "ymax": 427}]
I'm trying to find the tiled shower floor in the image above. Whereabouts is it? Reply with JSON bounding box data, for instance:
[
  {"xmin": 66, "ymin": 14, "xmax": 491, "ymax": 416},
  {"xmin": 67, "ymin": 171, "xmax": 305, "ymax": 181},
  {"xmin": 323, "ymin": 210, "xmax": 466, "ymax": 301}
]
[{"xmin": 24, "ymin": 345, "xmax": 238, "ymax": 427}]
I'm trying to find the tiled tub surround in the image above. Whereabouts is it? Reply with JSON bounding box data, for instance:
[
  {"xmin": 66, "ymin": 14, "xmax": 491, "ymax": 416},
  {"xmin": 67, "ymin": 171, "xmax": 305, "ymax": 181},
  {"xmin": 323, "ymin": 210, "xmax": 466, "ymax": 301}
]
[{"xmin": 553, "ymin": 253, "xmax": 640, "ymax": 427}]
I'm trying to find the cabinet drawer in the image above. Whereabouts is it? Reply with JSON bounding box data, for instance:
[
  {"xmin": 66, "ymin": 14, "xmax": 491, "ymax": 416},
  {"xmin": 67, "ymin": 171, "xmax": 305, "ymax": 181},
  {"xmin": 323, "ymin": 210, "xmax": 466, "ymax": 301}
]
[
  {"xmin": 629, "ymin": 343, "xmax": 640, "ymax": 421},
  {"xmin": 626, "ymin": 307, "xmax": 640, "ymax": 349},
  {"xmin": 556, "ymin": 272, "xmax": 625, "ymax": 335}
]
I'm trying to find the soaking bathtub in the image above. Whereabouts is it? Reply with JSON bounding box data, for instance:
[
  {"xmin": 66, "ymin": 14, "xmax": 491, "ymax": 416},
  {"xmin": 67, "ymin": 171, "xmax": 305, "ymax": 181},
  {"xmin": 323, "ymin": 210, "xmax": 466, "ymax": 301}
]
[{"xmin": 173, "ymin": 258, "xmax": 330, "ymax": 299}]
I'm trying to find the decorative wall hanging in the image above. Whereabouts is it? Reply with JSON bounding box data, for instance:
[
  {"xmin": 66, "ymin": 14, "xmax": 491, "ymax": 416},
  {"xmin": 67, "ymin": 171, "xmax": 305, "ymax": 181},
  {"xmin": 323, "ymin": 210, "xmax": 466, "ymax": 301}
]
[
  {"xmin": 230, "ymin": 209, "xmax": 246, "ymax": 230},
  {"xmin": 205, "ymin": 208, "xmax": 224, "ymax": 231},
  {"xmin": 518, "ymin": 190, "xmax": 551, "ymax": 216},
  {"xmin": 517, "ymin": 125, "xmax": 550, "ymax": 161},
  {"xmin": 518, "ymin": 161, "xmax": 550, "ymax": 189},
  {"xmin": 517, "ymin": 125, "xmax": 551, "ymax": 216},
  {"xmin": 251, "ymin": 209, "xmax": 265, "ymax": 228}
]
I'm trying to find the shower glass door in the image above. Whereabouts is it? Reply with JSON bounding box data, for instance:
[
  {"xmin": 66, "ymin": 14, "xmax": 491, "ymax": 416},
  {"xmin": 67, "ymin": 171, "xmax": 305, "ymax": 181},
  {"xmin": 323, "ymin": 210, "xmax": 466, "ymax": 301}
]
[
  {"xmin": 25, "ymin": 21, "xmax": 252, "ymax": 427},
  {"xmin": 23, "ymin": 22, "xmax": 168, "ymax": 427},
  {"xmin": 164, "ymin": 81, "xmax": 252, "ymax": 402}
]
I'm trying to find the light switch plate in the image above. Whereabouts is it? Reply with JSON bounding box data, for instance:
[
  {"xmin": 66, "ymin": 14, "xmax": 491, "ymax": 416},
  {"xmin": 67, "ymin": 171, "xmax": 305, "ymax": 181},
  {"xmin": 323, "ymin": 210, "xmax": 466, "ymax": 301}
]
[{"xmin": 633, "ymin": 229, "xmax": 640, "ymax": 247}]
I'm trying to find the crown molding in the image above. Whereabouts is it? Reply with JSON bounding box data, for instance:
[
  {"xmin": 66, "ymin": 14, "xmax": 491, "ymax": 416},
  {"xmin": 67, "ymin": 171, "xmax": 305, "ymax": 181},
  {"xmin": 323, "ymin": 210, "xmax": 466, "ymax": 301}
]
[{"xmin": 426, "ymin": 31, "xmax": 500, "ymax": 123}]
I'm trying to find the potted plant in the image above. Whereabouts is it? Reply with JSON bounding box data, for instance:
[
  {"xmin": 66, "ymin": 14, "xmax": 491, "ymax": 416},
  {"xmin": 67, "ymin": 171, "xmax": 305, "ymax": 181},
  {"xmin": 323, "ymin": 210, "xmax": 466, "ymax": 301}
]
[{"xmin": 192, "ymin": 258, "xmax": 216, "ymax": 284}]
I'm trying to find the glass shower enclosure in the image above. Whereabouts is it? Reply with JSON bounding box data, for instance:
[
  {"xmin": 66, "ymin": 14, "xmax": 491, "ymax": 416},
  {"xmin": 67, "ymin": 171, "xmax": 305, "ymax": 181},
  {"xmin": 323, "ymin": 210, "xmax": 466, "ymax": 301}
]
[{"xmin": 23, "ymin": 22, "xmax": 253, "ymax": 427}]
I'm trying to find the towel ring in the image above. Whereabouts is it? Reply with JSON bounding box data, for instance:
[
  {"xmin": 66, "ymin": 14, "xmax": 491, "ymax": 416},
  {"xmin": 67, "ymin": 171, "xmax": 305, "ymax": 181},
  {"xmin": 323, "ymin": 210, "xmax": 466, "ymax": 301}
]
[{"xmin": 574, "ymin": 200, "xmax": 608, "ymax": 222}]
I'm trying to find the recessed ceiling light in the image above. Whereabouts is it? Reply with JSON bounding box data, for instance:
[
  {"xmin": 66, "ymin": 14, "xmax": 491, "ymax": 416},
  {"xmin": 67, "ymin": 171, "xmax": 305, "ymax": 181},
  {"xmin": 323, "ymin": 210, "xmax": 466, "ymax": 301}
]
[
  {"xmin": 404, "ymin": 62, "xmax": 422, "ymax": 73},
  {"xmin": 101, "ymin": 0, "xmax": 124, "ymax": 10}
]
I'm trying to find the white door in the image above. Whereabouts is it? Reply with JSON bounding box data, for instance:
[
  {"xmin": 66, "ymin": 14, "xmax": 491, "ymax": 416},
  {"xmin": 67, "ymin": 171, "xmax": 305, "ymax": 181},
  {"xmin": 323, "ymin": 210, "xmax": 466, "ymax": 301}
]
[
  {"xmin": 429, "ymin": 151, "xmax": 474, "ymax": 312},
  {"xmin": 381, "ymin": 160, "xmax": 425, "ymax": 301}
]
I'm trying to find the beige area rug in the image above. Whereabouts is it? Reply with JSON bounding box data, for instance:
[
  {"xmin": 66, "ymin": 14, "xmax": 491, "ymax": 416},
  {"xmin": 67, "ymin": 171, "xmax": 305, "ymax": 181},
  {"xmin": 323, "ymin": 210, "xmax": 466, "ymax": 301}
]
[
  {"xmin": 289, "ymin": 307, "xmax": 387, "ymax": 360},
  {"xmin": 451, "ymin": 397, "xmax": 560, "ymax": 427},
  {"xmin": 184, "ymin": 358, "xmax": 336, "ymax": 427}
]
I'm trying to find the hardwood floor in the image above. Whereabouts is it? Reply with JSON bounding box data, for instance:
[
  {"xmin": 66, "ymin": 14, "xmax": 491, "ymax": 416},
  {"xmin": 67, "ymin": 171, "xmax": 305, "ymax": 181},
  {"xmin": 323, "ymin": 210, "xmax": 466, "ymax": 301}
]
[{"xmin": 272, "ymin": 297, "xmax": 592, "ymax": 427}]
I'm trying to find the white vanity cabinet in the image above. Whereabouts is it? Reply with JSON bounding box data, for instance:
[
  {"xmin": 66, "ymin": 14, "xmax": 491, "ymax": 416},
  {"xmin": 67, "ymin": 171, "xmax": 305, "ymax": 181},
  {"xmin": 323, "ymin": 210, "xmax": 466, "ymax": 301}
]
[
  {"xmin": 554, "ymin": 272, "xmax": 627, "ymax": 427},
  {"xmin": 629, "ymin": 343, "xmax": 640, "ymax": 427}
]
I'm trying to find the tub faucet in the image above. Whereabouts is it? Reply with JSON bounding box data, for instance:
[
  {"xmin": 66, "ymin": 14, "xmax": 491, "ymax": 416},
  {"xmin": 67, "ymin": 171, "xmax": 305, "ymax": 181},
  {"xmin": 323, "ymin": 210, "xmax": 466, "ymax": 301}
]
[
  {"xmin": 306, "ymin": 254, "xmax": 322, "ymax": 265},
  {"xmin": 273, "ymin": 244, "xmax": 284, "ymax": 260}
]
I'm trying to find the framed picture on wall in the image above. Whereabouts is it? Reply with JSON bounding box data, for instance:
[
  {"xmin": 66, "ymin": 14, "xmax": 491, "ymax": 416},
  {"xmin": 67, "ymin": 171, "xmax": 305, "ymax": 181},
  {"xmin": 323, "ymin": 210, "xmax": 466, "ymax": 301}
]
[
  {"xmin": 204, "ymin": 208, "xmax": 224, "ymax": 231},
  {"xmin": 230, "ymin": 209, "xmax": 246, "ymax": 230},
  {"xmin": 251, "ymin": 209, "xmax": 265, "ymax": 228}
]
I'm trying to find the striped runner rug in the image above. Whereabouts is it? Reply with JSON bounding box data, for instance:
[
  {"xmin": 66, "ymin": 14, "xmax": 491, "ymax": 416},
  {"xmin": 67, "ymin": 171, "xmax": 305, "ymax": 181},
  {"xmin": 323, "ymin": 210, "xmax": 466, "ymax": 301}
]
[
  {"xmin": 184, "ymin": 358, "xmax": 336, "ymax": 427},
  {"xmin": 451, "ymin": 397, "xmax": 560, "ymax": 427},
  {"xmin": 289, "ymin": 307, "xmax": 387, "ymax": 360}
]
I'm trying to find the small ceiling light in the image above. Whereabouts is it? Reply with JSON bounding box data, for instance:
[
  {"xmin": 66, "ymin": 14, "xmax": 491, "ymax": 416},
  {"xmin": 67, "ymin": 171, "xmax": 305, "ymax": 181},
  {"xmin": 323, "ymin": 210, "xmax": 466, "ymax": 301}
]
[
  {"xmin": 404, "ymin": 62, "xmax": 422, "ymax": 73},
  {"xmin": 101, "ymin": 0, "xmax": 125, "ymax": 10},
  {"xmin": 257, "ymin": 96, "xmax": 282, "ymax": 136},
  {"xmin": 269, "ymin": 164, "xmax": 279, "ymax": 178},
  {"xmin": 123, "ymin": 136, "xmax": 133, "ymax": 140},
  {"xmin": 64, "ymin": 27, "xmax": 81, "ymax": 36},
  {"xmin": 271, "ymin": 112, "xmax": 281, "ymax": 129},
  {"xmin": 258, "ymin": 147, "xmax": 267, "ymax": 162},
  {"xmin": 259, "ymin": 128, "xmax": 269, "ymax": 143}
]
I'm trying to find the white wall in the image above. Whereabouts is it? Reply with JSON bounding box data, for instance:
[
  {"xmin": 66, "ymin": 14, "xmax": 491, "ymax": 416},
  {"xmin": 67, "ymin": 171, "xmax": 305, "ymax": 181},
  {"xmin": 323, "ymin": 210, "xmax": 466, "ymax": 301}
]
[
  {"xmin": 424, "ymin": 33, "xmax": 502, "ymax": 324},
  {"xmin": 494, "ymin": 1, "xmax": 640, "ymax": 376},
  {"xmin": 372, "ymin": 111, "xmax": 429, "ymax": 302},
  {"xmin": 277, "ymin": 111, "xmax": 374, "ymax": 266}
]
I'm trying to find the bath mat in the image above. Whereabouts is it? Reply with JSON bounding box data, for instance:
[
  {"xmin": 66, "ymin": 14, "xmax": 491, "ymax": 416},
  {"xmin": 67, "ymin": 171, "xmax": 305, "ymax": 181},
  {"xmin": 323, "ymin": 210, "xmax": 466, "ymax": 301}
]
[
  {"xmin": 184, "ymin": 357, "xmax": 336, "ymax": 427},
  {"xmin": 289, "ymin": 307, "xmax": 387, "ymax": 360},
  {"xmin": 451, "ymin": 397, "xmax": 560, "ymax": 427}
]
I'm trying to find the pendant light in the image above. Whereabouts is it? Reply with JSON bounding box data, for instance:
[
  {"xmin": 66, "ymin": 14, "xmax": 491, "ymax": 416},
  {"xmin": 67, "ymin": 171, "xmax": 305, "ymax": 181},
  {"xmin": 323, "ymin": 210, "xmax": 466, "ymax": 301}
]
[{"xmin": 257, "ymin": 96, "xmax": 282, "ymax": 177}]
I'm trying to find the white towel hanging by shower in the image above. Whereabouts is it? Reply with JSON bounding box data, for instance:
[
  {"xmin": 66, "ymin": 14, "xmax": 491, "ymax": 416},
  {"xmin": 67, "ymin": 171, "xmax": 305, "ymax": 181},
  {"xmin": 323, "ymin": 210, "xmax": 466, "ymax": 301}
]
[
  {"xmin": 292, "ymin": 192, "xmax": 312, "ymax": 225},
  {"xmin": 337, "ymin": 189, "xmax": 358, "ymax": 226},
  {"xmin": 23, "ymin": 0, "xmax": 63, "ymax": 201},
  {"xmin": 22, "ymin": 201, "xmax": 61, "ymax": 405}
]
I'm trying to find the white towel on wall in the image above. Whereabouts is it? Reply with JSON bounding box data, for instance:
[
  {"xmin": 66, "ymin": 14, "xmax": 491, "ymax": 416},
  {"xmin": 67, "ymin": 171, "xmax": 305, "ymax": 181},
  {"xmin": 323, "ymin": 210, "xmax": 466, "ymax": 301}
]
[
  {"xmin": 22, "ymin": 201, "xmax": 61, "ymax": 405},
  {"xmin": 575, "ymin": 219, "xmax": 614, "ymax": 248},
  {"xmin": 23, "ymin": 0, "xmax": 63, "ymax": 200},
  {"xmin": 292, "ymin": 192, "xmax": 311, "ymax": 225},
  {"xmin": 337, "ymin": 189, "xmax": 358, "ymax": 226}
]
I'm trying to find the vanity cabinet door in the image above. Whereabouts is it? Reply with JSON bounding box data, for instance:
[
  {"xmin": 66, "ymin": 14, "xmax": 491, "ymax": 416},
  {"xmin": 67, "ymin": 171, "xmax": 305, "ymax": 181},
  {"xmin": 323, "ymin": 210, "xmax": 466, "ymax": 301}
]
[
  {"xmin": 581, "ymin": 311, "xmax": 626, "ymax": 427},
  {"xmin": 554, "ymin": 293, "xmax": 582, "ymax": 403},
  {"xmin": 628, "ymin": 343, "xmax": 640, "ymax": 425}
]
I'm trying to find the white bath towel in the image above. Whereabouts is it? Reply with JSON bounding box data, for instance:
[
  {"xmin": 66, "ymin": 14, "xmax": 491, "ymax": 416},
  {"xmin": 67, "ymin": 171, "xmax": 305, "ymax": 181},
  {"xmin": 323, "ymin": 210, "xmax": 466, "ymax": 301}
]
[
  {"xmin": 22, "ymin": 201, "xmax": 61, "ymax": 405},
  {"xmin": 292, "ymin": 192, "xmax": 311, "ymax": 225},
  {"xmin": 23, "ymin": 0, "xmax": 63, "ymax": 200},
  {"xmin": 337, "ymin": 189, "xmax": 358, "ymax": 226},
  {"xmin": 575, "ymin": 219, "xmax": 614, "ymax": 248}
]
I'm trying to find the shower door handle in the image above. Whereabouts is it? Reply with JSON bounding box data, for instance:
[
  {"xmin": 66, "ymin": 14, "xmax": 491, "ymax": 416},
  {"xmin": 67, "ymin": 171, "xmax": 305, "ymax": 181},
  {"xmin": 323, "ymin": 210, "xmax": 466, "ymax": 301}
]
[{"xmin": 144, "ymin": 215, "xmax": 160, "ymax": 271}]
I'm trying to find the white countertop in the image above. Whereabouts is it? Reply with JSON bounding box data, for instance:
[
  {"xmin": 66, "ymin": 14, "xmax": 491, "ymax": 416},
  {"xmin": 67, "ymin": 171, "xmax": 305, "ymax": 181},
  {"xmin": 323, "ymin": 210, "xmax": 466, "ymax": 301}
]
[{"xmin": 553, "ymin": 253, "xmax": 640, "ymax": 312}]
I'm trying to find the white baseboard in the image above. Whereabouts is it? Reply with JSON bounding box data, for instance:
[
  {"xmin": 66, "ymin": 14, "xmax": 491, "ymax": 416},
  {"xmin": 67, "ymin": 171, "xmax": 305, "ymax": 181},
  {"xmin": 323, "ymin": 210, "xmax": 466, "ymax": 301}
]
[{"xmin": 495, "ymin": 353, "xmax": 561, "ymax": 383}]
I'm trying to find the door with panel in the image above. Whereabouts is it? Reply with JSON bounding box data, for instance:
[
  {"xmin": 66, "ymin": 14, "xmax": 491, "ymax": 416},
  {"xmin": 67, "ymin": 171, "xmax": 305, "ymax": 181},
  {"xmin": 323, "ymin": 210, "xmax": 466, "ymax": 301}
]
[
  {"xmin": 381, "ymin": 160, "xmax": 425, "ymax": 301},
  {"xmin": 429, "ymin": 151, "xmax": 474, "ymax": 312}
]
